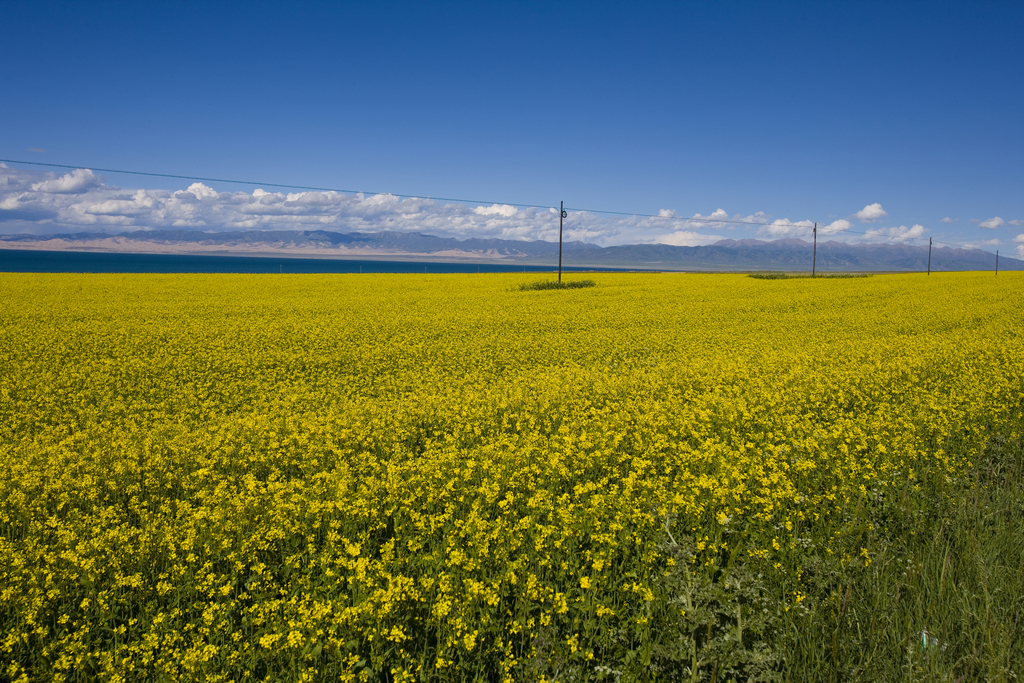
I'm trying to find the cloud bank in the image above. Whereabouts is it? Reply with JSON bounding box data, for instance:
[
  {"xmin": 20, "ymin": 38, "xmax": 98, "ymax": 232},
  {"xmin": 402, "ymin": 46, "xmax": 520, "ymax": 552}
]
[
  {"xmin": 2, "ymin": 165, "xmax": 611, "ymax": 242},
  {"xmin": 0, "ymin": 166, "xmax": 781, "ymax": 246},
  {"xmin": 0, "ymin": 165, "xmax": 998, "ymax": 252},
  {"xmin": 865, "ymin": 224, "xmax": 926, "ymax": 242}
]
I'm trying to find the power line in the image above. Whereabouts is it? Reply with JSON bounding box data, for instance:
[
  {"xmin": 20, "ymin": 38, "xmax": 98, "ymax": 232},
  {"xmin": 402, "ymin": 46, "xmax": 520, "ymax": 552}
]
[
  {"xmin": 0, "ymin": 158, "xmax": 1007, "ymax": 255},
  {"xmin": 564, "ymin": 205, "xmax": 773, "ymax": 227},
  {"xmin": 562, "ymin": 211, "xmax": 1001, "ymax": 255},
  {"xmin": 0, "ymin": 158, "xmax": 555, "ymax": 211},
  {"xmin": 4, "ymin": 157, "xmax": 781, "ymax": 228},
  {"xmin": 735, "ymin": 223, "xmax": 998, "ymax": 253},
  {"xmin": 582, "ymin": 206, "xmax": 1001, "ymax": 254}
]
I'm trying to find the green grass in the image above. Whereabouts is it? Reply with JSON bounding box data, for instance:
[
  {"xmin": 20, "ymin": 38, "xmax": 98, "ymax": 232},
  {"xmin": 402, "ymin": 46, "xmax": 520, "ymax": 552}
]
[
  {"xmin": 780, "ymin": 429, "xmax": 1024, "ymax": 682},
  {"xmin": 517, "ymin": 279, "xmax": 598, "ymax": 290},
  {"xmin": 640, "ymin": 422, "xmax": 1024, "ymax": 682}
]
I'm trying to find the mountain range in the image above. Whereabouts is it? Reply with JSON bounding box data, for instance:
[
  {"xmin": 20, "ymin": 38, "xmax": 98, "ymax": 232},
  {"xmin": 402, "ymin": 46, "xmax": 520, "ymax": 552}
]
[{"xmin": 1, "ymin": 229, "xmax": 1019, "ymax": 272}]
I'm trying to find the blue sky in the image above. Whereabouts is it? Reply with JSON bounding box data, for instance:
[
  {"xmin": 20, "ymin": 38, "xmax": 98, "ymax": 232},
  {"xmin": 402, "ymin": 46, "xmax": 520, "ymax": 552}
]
[{"xmin": 2, "ymin": 1, "xmax": 1021, "ymax": 253}]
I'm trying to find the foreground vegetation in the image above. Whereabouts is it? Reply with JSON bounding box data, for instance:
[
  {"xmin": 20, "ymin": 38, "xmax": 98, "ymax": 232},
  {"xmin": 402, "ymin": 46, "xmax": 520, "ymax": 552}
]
[{"xmin": 1, "ymin": 272, "xmax": 1021, "ymax": 681}]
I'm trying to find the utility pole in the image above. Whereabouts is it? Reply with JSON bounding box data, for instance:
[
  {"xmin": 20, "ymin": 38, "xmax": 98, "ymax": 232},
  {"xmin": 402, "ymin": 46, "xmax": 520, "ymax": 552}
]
[
  {"xmin": 996, "ymin": 249, "xmax": 999, "ymax": 276},
  {"xmin": 927, "ymin": 237, "xmax": 932, "ymax": 275},
  {"xmin": 812, "ymin": 223, "xmax": 817, "ymax": 277},
  {"xmin": 558, "ymin": 201, "xmax": 566, "ymax": 284}
]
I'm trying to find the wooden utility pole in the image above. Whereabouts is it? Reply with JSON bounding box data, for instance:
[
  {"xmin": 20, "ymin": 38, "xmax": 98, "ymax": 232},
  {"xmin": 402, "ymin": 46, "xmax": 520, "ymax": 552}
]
[
  {"xmin": 812, "ymin": 223, "xmax": 817, "ymax": 277},
  {"xmin": 558, "ymin": 201, "xmax": 565, "ymax": 284},
  {"xmin": 927, "ymin": 237, "xmax": 932, "ymax": 275}
]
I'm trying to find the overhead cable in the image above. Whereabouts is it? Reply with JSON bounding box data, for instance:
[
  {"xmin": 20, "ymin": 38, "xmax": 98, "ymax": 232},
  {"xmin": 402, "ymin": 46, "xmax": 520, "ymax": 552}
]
[{"xmin": 0, "ymin": 158, "xmax": 1007, "ymax": 254}]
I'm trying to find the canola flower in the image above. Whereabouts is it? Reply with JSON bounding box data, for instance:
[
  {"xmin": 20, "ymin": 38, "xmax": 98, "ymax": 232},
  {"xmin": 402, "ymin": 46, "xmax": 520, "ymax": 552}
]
[{"xmin": 0, "ymin": 271, "xmax": 1021, "ymax": 681}]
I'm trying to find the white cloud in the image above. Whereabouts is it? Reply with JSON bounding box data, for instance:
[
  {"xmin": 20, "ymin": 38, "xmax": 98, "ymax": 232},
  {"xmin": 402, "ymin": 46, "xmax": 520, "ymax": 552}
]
[
  {"xmin": 1, "ymin": 166, "xmax": 628, "ymax": 242},
  {"xmin": 664, "ymin": 208, "xmax": 766, "ymax": 232},
  {"xmin": 1014, "ymin": 233, "xmax": 1024, "ymax": 244},
  {"xmin": 83, "ymin": 189, "xmax": 158, "ymax": 216},
  {"xmin": 0, "ymin": 166, "xmax": 946, "ymax": 251},
  {"xmin": 182, "ymin": 182, "xmax": 218, "ymax": 199},
  {"xmin": 820, "ymin": 219, "xmax": 852, "ymax": 235},
  {"xmin": 84, "ymin": 200, "xmax": 145, "ymax": 216},
  {"xmin": 865, "ymin": 224, "xmax": 926, "ymax": 242},
  {"xmin": 941, "ymin": 217, "xmax": 955, "ymax": 223},
  {"xmin": 635, "ymin": 209, "xmax": 769, "ymax": 241},
  {"xmin": 31, "ymin": 168, "xmax": 100, "ymax": 194},
  {"xmin": 757, "ymin": 218, "xmax": 814, "ymax": 237},
  {"xmin": 754, "ymin": 218, "xmax": 848, "ymax": 239},
  {"xmin": 565, "ymin": 227, "xmax": 617, "ymax": 243},
  {"xmin": 855, "ymin": 203, "xmax": 887, "ymax": 223},
  {"xmin": 1009, "ymin": 219, "xmax": 1023, "ymax": 226},
  {"xmin": 692, "ymin": 208, "xmax": 729, "ymax": 223},
  {"xmin": 964, "ymin": 238, "xmax": 1001, "ymax": 248},
  {"xmin": 473, "ymin": 204, "xmax": 518, "ymax": 218},
  {"xmin": 978, "ymin": 217, "xmax": 1004, "ymax": 229},
  {"xmin": 657, "ymin": 230, "xmax": 721, "ymax": 246}
]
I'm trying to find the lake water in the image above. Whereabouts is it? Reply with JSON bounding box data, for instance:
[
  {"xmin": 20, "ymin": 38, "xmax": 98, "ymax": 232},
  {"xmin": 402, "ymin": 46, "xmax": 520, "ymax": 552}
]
[{"xmin": 0, "ymin": 249, "xmax": 621, "ymax": 274}]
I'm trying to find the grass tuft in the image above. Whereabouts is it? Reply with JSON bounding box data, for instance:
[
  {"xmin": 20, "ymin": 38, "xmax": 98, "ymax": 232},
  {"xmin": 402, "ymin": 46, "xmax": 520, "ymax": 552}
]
[{"xmin": 517, "ymin": 279, "xmax": 597, "ymax": 291}]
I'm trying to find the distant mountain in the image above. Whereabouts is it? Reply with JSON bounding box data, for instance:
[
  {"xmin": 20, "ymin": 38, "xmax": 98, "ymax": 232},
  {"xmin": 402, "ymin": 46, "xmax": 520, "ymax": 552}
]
[
  {"xmin": 1, "ymin": 229, "xmax": 1019, "ymax": 272},
  {"xmin": 0, "ymin": 229, "xmax": 598, "ymax": 260},
  {"xmin": 567, "ymin": 238, "xmax": 1019, "ymax": 271}
]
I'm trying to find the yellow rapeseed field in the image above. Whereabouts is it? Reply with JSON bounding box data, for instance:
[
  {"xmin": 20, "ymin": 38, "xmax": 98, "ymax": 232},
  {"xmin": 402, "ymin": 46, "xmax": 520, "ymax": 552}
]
[{"xmin": 1, "ymin": 271, "xmax": 1021, "ymax": 681}]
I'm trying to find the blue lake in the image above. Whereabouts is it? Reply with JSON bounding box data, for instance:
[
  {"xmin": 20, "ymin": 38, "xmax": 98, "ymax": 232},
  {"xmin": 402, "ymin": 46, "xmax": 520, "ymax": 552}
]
[{"xmin": 0, "ymin": 249, "xmax": 623, "ymax": 274}]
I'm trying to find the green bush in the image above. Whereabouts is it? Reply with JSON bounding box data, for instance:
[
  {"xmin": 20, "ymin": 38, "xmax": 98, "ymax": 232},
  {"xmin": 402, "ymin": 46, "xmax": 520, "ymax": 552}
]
[{"xmin": 518, "ymin": 279, "xmax": 597, "ymax": 290}]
